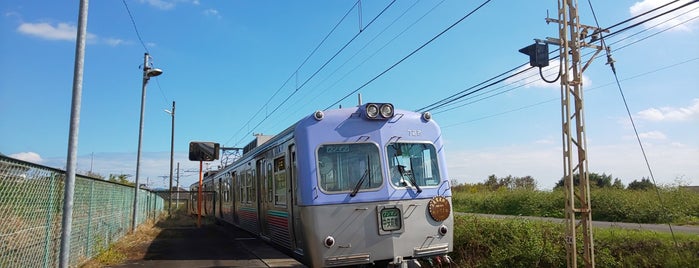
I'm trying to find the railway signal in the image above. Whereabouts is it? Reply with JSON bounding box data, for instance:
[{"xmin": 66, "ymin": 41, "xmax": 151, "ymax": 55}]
[{"xmin": 189, "ymin": 141, "xmax": 220, "ymax": 227}]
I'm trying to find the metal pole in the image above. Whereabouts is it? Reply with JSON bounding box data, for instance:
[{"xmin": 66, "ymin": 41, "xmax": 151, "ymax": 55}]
[
  {"xmin": 60, "ymin": 0, "xmax": 88, "ymax": 266},
  {"xmin": 132, "ymin": 52, "xmax": 149, "ymax": 232},
  {"xmin": 198, "ymin": 160, "xmax": 203, "ymax": 228},
  {"xmin": 176, "ymin": 162, "xmax": 180, "ymax": 209},
  {"xmin": 168, "ymin": 101, "xmax": 175, "ymax": 216}
]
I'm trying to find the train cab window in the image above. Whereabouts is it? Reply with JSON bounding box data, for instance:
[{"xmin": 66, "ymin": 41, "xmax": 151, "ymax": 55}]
[
  {"xmin": 387, "ymin": 142, "xmax": 441, "ymax": 188},
  {"xmin": 317, "ymin": 143, "xmax": 383, "ymax": 193}
]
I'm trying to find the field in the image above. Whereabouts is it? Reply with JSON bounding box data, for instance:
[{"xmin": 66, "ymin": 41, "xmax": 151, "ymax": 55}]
[
  {"xmin": 451, "ymin": 186, "xmax": 699, "ymax": 224},
  {"xmin": 451, "ymin": 214, "xmax": 699, "ymax": 267},
  {"xmin": 449, "ymin": 186, "xmax": 699, "ymax": 267}
]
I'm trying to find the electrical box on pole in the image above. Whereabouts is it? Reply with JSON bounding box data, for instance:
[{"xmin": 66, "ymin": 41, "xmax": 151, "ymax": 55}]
[{"xmin": 520, "ymin": 1, "xmax": 608, "ymax": 267}]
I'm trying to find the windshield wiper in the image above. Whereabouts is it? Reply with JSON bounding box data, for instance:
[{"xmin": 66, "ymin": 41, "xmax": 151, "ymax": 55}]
[
  {"xmin": 408, "ymin": 159, "xmax": 422, "ymax": 193},
  {"xmin": 350, "ymin": 155, "xmax": 371, "ymax": 197}
]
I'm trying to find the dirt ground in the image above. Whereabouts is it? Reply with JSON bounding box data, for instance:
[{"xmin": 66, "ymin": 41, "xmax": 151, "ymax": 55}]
[{"xmin": 81, "ymin": 210, "xmax": 304, "ymax": 268}]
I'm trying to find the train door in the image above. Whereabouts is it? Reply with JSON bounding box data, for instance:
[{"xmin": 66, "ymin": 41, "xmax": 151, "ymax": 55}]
[
  {"xmin": 257, "ymin": 158, "xmax": 269, "ymax": 238},
  {"xmin": 289, "ymin": 144, "xmax": 305, "ymax": 254}
]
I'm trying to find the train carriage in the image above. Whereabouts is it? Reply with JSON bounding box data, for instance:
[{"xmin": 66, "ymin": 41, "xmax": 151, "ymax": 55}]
[{"xmin": 191, "ymin": 102, "xmax": 453, "ymax": 267}]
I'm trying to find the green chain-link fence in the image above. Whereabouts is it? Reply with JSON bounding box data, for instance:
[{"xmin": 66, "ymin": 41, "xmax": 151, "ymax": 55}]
[{"xmin": 0, "ymin": 155, "xmax": 164, "ymax": 267}]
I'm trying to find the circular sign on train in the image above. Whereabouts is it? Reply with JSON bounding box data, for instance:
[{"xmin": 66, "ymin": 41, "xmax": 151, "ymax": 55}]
[{"xmin": 428, "ymin": 196, "xmax": 451, "ymax": 222}]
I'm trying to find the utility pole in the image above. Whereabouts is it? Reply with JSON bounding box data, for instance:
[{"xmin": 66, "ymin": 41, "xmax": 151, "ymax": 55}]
[
  {"xmin": 176, "ymin": 162, "xmax": 180, "ymax": 209},
  {"xmin": 548, "ymin": 1, "xmax": 606, "ymax": 267},
  {"xmin": 520, "ymin": 1, "xmax": 607, "ymax": 267},
  {"xmin": 167, "ymin": 101, "xmax": 175, "ymax": 217}
]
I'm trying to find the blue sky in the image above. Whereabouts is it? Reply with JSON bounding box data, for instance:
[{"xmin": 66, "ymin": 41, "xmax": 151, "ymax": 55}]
[{"xmin": 1, "ymin": 0, "xmax": 697, "ymax": 189}]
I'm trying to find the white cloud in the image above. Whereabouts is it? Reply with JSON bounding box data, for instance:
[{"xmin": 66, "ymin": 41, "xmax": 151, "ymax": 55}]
[
  {"xmin": 140, "ymin": 0, "xmax": 200, "ymax": 10},
  {"xmin": 637, "ymin": 98, "xmax": 699, "ymax": 122},
  {"xmin": 104, "ymin": 37, "xmax": 127, "ymax": 46},
  {"xmin": 17, "ymin": 22, "xmax": 96, "ymax": 41},
  {"xmin": 141, "ymin": 0, "xmax": 176, "ymax": 10},
  {"xmin": 638, "ymin": 130, "xmax": 667, "ymax": 140},
  {"xmin": 630, "ymin": 0, "xmax": 699, "ymax": 32},
  {"xmin": 203, "ymin": 8, "xmax": 222, "ymax": 19},
  {"xmin": 16, "ymin": 21, "xmax": 129, "ymax": 47},
  {"xmin": 9, "ymin": 152, "xmax": 44, "ymax": 164}
]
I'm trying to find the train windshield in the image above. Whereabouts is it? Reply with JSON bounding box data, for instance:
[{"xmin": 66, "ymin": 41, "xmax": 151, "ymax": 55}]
[
  {"xmin": 317, "ymin": 143, "xmax": 383, "ymax": 193},
  {"xmin": 387, "ymin": 142, "xmax": 441, "ymax": 188}
]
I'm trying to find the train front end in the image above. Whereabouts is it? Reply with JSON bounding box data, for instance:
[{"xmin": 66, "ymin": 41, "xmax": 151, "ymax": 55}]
[{"xmin": 294, "ymin": 103, "xmax": 454, "ymax": 267}]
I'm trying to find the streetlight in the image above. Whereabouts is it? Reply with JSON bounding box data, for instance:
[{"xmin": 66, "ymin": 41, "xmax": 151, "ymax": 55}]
[
  {"xmin": 164, "ymin": 101, "xmax": 175, "ymax": 217},
  {"xmin": 132, "ymin": 52, "xmax": 163, "ymax": 232}
]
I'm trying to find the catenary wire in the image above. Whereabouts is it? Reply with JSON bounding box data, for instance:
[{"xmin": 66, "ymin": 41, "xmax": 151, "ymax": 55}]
[
  {"xmin": 324, "ymin": 0, "xmax": 494, "ymax": 110},
  {"xmin": 587, "ymin": 0, "xmax": 681, "ymax": 251},
  {"xmin": 441, "ymin": 57, "xmax": 699, "ymax": 128},
  {"xmin": 276, "ymin": 0, "xmax": 445, "ymax": 123},
  {"xmin": 418, "ymin": 1, "xmax": 698, "ymax": 115},
  {"xmin": 222, "ymin": 1, "xmax": 361, "ymax": 146},
  {"xmin": 121, "ymin": 0, "xmax": 150, "ymax": 53},
  {"xmin": 228, "ymin": 0, "xmax": 399, "ymax": 147}
]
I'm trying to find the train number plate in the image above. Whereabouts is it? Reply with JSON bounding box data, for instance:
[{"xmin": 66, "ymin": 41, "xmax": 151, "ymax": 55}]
[{"xmin": 380, "ymin": 207, "xmax": 402, "ymax": 231}]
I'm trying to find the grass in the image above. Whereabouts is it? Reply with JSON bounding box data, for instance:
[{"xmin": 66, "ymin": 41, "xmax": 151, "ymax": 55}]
[
  {"xmin": 79, "ymin": 207, "xmax": 201, "ymax": 268},
  {"xmin": 452, "ymin": 187, "xmax": 699, "ymax": 224},
  {"xmin": 451, "ymin": 214, "xmax": 699, "ymax": 267}
]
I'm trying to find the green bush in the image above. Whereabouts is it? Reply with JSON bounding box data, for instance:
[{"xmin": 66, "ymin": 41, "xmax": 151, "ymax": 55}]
[{"xmin": 451, "ymin": 215, "xmax": 699, "ymax": 267}]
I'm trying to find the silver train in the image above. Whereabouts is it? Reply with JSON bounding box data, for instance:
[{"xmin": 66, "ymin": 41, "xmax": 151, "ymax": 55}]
[{"xmin": 190, "ymin": 102, "xmax": 454, "ymax": 267}]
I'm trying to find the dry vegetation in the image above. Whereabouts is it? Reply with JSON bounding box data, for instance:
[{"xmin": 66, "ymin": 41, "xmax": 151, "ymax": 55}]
[{"xmin": 80, "ymin": 208, "xmax": 198, "ymax": 267}]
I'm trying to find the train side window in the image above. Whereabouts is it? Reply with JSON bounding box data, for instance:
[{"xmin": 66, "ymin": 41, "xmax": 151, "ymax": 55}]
[
  {"xmin": 238, "ymin": 172, "xmax": 244, "ymax": 203},
  {"xmin": 249, "ymin": 169, "xmax": 256, "ymax": 203},
  {"xmin": 274, "ymin": 156, "xmax": 287, "ymax": 207}
]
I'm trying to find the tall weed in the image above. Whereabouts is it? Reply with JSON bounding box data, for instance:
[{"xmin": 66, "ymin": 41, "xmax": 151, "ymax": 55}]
[{"xmin": 452, "ymin": 215, "xmax": 699, "ymax": 267}]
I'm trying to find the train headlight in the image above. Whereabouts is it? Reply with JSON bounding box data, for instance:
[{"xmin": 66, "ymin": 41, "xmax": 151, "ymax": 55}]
[
  {"xmin": 324, "ymin": 236, "xmax": 335, "ymax": 248},
  {"xmin": 379, "ymin": 103, "xmax": 394, "ymax": 118},
  {"xmin": 366, "ymin": 103, "xmax": 379, "ymax": 119},
  {"xmin": 364, "ymin": 103, "xmax": 394, "ymax": 120}
]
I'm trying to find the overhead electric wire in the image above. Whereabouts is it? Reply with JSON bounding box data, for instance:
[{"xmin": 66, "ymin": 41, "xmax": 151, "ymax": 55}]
[
  {"xmin": 591, "ymin": 0, "xmax": 681, "ymax": 36},
  {"xmin": 602, "ymin": 0, "xmax": 699, "ymax": 39},
  {"xmin": 417, "ymin": 1, "xmax": 698, "ymax": 116},
  {"xmin": 587, "ymin": 0, "xmax": 681, "ymax": 251},
  {"xmin": 276, "ymin": 0, "xmax": 446, "ymax": 123},
  {"xmin": 227, "ymin": 0, "xmax": 398, "ymax": 147},
  {"xmin": 441, "ymin": 57, "xmax": 699, "ymax": 128},
  {"xmin": 416, "ymin": 63, "xmax": 529, "ymax": 112},
  {"xmin": 121, "ymin": 0, "xmax": 150, "ymax": 54},
  {"xmin": 222, "ymin": 1, "xmax": 360, "ymax": 146},
  {"xmin": 121, "ymin": 0, "xmax": 171, "ymax": 107},
  {"xmin": 610, "ymin": 8, "xmax": 699, "ymax": 51},
  {"xmin": 325, "ymin": 0, "xmax": 494, "ymax": 110}
]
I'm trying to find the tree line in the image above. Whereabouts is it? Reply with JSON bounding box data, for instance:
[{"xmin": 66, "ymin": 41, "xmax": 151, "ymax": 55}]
[{"xmin": 452, "ymin": 172, "xmax": 658, "ymax": 191}]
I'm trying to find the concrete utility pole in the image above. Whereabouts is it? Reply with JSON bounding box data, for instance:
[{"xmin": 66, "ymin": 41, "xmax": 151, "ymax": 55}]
[
  {"xmin": 545, "ymin": 1, "xmax": 607, "ymax": 267},
  {"xmin": 60, "ymin": 1, "xmax": 89, "ymax": 266},
  {"xmin": 167, "ymin": 101, "xmax": 175, "ymax": 216}
]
